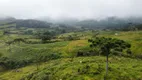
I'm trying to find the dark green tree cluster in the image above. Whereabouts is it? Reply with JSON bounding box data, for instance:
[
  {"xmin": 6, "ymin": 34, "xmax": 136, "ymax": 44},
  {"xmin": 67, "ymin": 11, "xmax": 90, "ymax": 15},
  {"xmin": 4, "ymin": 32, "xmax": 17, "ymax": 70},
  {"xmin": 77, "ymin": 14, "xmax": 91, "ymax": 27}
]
[
  {"xmin": 0, "ymin": 57, "xmax": 31, "ymax": 69},
  {"xmin": 5, "ymin": 38, "xmax": 26, "ymax": 46},
  {"xmin": 24, "ymin": 30, "xmax": 33, "ymax": 35},
  {"xmin": 16, "ymin": 19, "xmax": 51, "ymax": 28},
  {"xmin": 36, "ymin": 31, "xmax": 56, "ymax": 43},
  {"xmin": 88, "ymin": 37, "xmax": 131, "ymax": 56}
]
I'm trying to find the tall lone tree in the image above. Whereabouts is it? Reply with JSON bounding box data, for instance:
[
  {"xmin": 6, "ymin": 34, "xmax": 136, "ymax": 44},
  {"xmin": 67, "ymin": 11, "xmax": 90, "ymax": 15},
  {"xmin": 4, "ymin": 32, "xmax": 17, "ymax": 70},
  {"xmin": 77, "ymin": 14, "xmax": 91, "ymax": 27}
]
[{"xmin": 88, "ymin": 37, "xmax": 131, "ymax": 79}]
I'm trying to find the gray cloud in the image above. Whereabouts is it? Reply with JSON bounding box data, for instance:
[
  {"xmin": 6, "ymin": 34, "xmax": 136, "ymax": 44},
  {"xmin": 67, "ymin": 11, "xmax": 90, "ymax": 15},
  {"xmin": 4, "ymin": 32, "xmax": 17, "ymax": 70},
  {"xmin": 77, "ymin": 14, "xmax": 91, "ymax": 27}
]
[{"xmin": 0, "ymin": 0, "xmax": 142, "ymax": 19}]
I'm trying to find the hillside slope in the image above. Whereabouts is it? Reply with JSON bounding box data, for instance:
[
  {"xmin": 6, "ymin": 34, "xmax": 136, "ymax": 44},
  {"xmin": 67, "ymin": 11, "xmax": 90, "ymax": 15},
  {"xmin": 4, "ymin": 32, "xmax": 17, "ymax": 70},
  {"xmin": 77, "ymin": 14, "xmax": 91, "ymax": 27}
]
[{"xmin": 0, "ymin": 56, "xmax": 142, "ymax": 80}]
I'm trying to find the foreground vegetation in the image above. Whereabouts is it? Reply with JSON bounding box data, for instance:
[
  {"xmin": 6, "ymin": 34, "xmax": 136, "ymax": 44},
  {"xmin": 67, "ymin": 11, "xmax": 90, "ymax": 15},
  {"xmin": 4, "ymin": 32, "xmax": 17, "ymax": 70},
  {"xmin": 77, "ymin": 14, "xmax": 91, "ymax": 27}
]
[{"xmin": 0, "ymin": 56, "xmax": 142, "ymax": 80}]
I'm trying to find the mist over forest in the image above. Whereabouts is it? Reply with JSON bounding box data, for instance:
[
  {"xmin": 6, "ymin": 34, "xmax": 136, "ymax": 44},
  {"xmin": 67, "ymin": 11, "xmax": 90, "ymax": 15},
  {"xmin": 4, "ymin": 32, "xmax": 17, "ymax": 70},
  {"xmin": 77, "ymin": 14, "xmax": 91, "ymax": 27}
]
[{"xmin": 1, "ymin": 16, "xmax": 142, "ymax": 31}]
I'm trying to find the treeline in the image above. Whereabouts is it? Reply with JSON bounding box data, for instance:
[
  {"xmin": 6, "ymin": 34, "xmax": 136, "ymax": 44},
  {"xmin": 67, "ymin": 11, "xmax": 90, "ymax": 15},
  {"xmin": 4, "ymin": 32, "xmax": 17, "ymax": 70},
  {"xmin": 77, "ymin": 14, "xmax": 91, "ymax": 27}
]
[
  {"xmin": 135, "ymin": 24, "xmax": 142, "ymax": 30},
  {"xmin": 16, "ymin": 19, "xmax": 51, "ymax": 28},
  {"xmin": 47, "ymin": 16, "xmax": 142, "ymax": 30},
  {"xmin": 76, "ymin": 17, "xmax": 142, "ymax": 30},
  {"xmin": 2, "ymin": 16, "xmax": 142, "ymax": 31}
]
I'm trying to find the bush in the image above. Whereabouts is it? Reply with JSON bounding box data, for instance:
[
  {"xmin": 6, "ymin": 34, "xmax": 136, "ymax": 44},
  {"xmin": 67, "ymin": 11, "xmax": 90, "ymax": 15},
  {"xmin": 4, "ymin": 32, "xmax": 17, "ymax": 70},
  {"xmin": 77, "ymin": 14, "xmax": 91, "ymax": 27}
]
[
  {"xmin": 24, "ymin": 30, "xmax": 33, "ymax": 35},
  {"xmin": 33, "ymin": 53, "xmax": 61, "ymax": 63},
  {"xmin": 0, "ymin": 57, "xmax": 31, "ymax": 69},
  {"xmin": 78, "ymin": 65, "xmax": 90, "ymax": 74},
  {"xmin": 126, "ymin": 49, "xmax": 132, "ymax": 55},
  {"xmin": 77, "ymin": 50, "xmax": 97, "ymax": 57},
  {"xmin": 64, "ymin": 35, "xmax": 80, "ymax": 41}
]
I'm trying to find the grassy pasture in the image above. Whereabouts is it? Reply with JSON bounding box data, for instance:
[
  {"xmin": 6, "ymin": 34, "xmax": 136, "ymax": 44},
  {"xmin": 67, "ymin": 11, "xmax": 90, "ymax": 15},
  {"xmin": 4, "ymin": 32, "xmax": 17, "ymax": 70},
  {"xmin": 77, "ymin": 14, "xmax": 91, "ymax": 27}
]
[
  {"xmin": 0, "ymin": 25, "xmax": 142, "ymax": 80},
  {"xmin": 0, "ymin": 30, "xmax": 142, "ymax": 61},
  {"xmin": 0, "ymin": 56, "xmax": 142, "ymax": 80}
]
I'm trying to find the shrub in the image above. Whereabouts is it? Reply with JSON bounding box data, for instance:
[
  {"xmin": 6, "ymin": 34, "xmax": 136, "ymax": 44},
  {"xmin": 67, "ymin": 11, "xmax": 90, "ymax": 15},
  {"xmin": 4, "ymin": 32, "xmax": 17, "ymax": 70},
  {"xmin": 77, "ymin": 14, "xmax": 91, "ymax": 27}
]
[
  {"xmin": 126, "ymin": 49, "xmax": 132, "ymax": 55},
  {"xmin": 77, "ymin": 50, "xmax": 97, "ymax": 57},
  {"xmin": 0, "ymin": 57, "xmax": 31, "ymax": 69}
]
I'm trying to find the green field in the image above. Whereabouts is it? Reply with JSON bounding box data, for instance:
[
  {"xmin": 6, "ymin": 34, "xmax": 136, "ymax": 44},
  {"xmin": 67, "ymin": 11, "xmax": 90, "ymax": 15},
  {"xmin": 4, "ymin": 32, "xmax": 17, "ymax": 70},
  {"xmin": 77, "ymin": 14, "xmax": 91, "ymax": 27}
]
[
  {"xmin": 0, "ymin": 24, "xmax": 142, "ymax": 80},
  {"xmin": 0, "ymin": 56, "xmax": 142, "ymax": 80}
]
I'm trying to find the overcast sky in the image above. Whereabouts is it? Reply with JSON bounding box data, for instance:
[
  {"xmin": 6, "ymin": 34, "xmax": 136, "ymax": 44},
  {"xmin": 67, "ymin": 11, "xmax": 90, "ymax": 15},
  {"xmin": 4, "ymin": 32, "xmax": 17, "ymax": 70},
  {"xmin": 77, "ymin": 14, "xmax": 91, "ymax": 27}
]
[{"xmin": 0, "ymin": 0, "xmax": 142, "ymax": 19}]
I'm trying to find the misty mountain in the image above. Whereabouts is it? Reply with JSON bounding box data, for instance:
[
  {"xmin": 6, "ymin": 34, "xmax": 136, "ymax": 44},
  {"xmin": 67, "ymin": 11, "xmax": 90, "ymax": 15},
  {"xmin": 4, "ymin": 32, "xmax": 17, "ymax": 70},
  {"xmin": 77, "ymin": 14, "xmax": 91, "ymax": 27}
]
[
  {"xmin": 78, "ymin": 17, "xmax": 142, "ymax": 29},
  {"xmin": 0, "ymin": 16, "xmax": 15, "ymax": 21},
  {"xmin": 0, "ymin": 16, "xmax": 16, "ymax": 24},
  {"xmin": 38, "ymin": 16, "xmax": 142, "ymax": 30},
  {"xmin": 0, "ymin": 17, "xmax": 52, "ymax": 28},
  {"xmin": 0, "ymin": 16, "xmax": 142, "ymax": 30},
  {"xmin": 37, "ymin": 17, "xmax": 79, "ymax": 26},
  {"xmin": 16, "ymin": 19, "xmax": 52, "ymax": 28}
]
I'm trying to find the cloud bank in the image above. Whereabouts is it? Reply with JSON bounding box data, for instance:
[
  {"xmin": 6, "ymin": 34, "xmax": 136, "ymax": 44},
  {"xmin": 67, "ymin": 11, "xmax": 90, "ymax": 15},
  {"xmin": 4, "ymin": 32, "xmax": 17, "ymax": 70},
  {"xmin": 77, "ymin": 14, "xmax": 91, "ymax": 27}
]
[{"xmin": 0, "ymin": 0, "xmax": 142, "ymax": 19}]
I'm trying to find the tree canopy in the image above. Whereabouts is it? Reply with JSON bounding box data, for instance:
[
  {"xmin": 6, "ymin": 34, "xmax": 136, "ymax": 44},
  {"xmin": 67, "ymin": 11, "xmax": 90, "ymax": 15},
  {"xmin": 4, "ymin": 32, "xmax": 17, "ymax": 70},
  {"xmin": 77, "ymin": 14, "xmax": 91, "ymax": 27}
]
[{"xmin": 88, "ymin": 37, "xmax": 131, "ymax": 56}]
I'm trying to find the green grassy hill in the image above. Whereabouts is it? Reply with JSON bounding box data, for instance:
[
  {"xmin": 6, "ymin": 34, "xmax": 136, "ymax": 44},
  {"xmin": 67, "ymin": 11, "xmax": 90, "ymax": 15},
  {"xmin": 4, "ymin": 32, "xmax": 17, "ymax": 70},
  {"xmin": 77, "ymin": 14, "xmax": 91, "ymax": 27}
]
[
  {"xmin": 0, "ymin": 56, "xmax": 142, "ymax": 80},
  {"xmin": 0, "ymin": 28, "xmax": 142, "ymax": 80}
]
